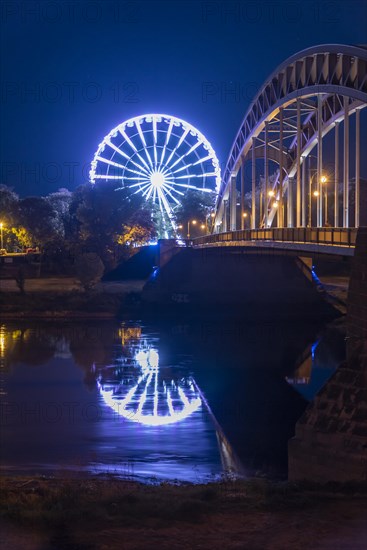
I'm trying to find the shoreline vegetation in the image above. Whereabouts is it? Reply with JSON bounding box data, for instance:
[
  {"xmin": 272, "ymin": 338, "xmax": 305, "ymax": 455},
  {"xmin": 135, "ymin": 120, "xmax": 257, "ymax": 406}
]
[{"xmin": 1, "ymin": 475, "xmax": 366, "ymax": 549}]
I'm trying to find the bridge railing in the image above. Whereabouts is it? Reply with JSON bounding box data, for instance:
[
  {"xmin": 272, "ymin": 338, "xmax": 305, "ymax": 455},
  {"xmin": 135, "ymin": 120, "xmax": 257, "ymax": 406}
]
[{"xmin": 193, "ymin": 227, "xmax": 358, "ymax": 247}]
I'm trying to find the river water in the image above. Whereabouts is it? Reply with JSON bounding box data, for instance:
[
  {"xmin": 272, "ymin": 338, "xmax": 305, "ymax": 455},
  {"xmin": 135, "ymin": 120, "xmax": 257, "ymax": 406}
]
[{"xmin": 0, "ymin": 316, "xmax": 345, "ymax": 482}]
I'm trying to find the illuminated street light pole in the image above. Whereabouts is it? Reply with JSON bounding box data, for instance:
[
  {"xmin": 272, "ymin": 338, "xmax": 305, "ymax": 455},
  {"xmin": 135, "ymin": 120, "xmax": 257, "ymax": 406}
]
[
  {"xmin": 308, "ymin": 171, "xmax": 327, "ymax": 227},
  {"xmin": 187, "ymin": 219, "xmax": 197, "ymax": 239},
  {"xmin": 205, "ymin": 212, "xmax": 215, "ymax": 233},
  {"xmin": 242, "ymin": 212, "xmax": 252, "ymax": 228},
  {"xmin": 321, "ymin": 176, "xmax": 328, "ymax": 224},
  {"xmin": 0, "ymin": 222, "xmax": 3, "ymax": 250}
]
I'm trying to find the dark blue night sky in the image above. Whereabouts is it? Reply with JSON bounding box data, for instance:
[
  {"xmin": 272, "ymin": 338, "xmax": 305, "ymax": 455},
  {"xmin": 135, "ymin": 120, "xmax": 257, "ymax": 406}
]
[{"xmin": 1, "ymin": 0, "xmax": 367, "ymax": 196}]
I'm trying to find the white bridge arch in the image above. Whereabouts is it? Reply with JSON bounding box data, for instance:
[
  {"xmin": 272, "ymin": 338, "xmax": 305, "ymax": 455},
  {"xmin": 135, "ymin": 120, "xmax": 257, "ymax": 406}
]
[{"xmin": 215, "ymin": 44, "xmax": 367, "ymax": 233}]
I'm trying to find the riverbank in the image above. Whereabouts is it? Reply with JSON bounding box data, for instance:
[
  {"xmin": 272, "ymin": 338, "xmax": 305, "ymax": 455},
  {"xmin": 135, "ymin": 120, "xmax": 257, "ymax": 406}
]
[
  {"xmin": 0, "ymin": 273, "xmax": 348, "ymax": 320},
  {"xmin": 1, "ymin": 475, "xmax": 366, "ymax": 549},
  {"xmin": 0, "ymin": 279, "xmax": 145, "ymax": 319}
]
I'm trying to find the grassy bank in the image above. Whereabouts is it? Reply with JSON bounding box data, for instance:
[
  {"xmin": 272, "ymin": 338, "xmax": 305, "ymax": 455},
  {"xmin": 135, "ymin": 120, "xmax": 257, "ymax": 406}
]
[{"xmin": 1, "ymin": 476, "xmax": 366, "ymax": 549}]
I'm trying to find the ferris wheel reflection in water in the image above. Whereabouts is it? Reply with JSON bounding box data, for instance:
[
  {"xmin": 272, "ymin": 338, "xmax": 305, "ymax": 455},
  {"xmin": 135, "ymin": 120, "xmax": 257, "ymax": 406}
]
[{"xmin": 98, "ymin": 343, "xmax": 202, "ymax": 427}]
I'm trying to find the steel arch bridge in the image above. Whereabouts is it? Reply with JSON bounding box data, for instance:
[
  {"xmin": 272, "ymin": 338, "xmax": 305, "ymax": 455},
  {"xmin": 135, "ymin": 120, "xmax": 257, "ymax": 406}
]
[{"xmin": 212, "ymin": 44, "xmax": 367, "ymax": 240}]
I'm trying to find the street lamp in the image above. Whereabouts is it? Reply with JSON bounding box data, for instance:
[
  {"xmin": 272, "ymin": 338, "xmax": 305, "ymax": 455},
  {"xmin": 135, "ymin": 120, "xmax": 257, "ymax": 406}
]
[
  {"xmin": 205, "ymin": 212, "xmax": 215, "ymax": 233},
  {"xmin": 320, "ymin": 176, "xmax": 328, "ymax": 224},
  {"xmin": 242, "ymin": 211, "xmax": 253, "ymax": 228},
  {"xmin": 187, "ymin": 219, "xmax": 197, "ymax": 239},
  {"xmin": 0, "ymin": 222, "xmax": 4, "ymax": 250},
  {"xmin": 308, "ymin": 172, "xmax": 327, "ymax": 227}
]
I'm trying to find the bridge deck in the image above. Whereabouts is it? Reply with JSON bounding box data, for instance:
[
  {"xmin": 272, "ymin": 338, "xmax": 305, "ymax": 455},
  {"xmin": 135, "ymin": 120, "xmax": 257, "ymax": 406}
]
[{"xmin": 193, "ymin": 228, "xmax": 357, "ymax": 257}]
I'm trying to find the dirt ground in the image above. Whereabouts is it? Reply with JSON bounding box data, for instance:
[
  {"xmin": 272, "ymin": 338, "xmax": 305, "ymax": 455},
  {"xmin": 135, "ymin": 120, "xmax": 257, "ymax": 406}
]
[{"xmin": 0, "ymin": 476, "xmax": 366, "ymax": 550}]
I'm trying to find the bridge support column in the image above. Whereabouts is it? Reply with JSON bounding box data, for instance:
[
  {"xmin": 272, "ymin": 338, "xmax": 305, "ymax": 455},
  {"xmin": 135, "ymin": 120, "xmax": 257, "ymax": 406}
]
[
  {"xmin": 334, "ymin": 121, "xmax": 340, "ymax": 227},
  {"xmin": 223, "ymin": 199, "xmax": 228, "ymax": 232},
  {"xmin": 288, "ymin": 178, "xmax": 294, "ymax": 227},
  {"xmin": 343, "ymin": 96, "xmax": 350, "ymax": 228},
  {"xmin": 279, "ymin": 108, "xmax": 284, "ymax": 228},
  {"xmin": 317, "ymin": 95, "xmax": 323, "ymax": 227},
  {"xmin": 301, "ymin": 156, "xmax": 306, "ymax": 227},
  {"xmin": 241, "ymin": 163, "xmax": 245, "ymax": 229},
  {"xmin": 252, "ymin": 139, "xmax": 256, "ymax": 229},
  {"xmin": 355, "ymin": 108, "xmax": 360, "ymax": 228},
  {"xmin": 230, "ymin": 175, "xmax": 237, "ymax": 231},
  {"xmin": 264, "ymin": 121, "xmax": 269, "ymax": 228},
  {"xmin": 296, "ymin": 99, "xmax": 302, "ymax": 227}
]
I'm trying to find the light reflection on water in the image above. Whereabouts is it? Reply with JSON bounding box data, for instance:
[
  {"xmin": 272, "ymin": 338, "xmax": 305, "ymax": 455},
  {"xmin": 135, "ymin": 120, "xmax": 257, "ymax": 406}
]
[
  {"xmin": 0, "ymin": 322, "xmax": 240, "ymax": 482},
  {"xmin": 0, "ymin": 319, "xmax": 344, "ymax": 481}
]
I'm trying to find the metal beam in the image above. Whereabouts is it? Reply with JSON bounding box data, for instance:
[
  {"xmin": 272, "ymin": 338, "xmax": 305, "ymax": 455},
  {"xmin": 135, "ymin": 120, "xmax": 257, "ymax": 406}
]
[
  {"xmin": 301, "ymin": 155, "xmax": 306, "ymax": 227},
  {"xmin": 279, "ymin": 108, "xmax": 284, "ymax": 228},
  {"xmin": 355, "ymin": 108, "xmax": 360, "ymax": 227},
  {"xmin": 334, "ymin": 121, "xmax": 339, "ymax": 227},
  {"xmin": 296, "ymin": 99, "xmax": 302, "ymax": 227},
  {"xmin": 343, "ymin": 96, "xmax": 349, "ymax": 228},
  {"xmin": 317, "ymin": 94, "xmax": 323, "ymax": 227},
  {"xmin": 241, "ymin": 163, "xmax": 245, "ymax": 230},
  {"xmin": 230, "ymin": 175, "xmax": 237, "ymax": 230},
  {"xmin": 265, "ymin": 121, "xmax": 269, "ymax": 227},
  {"xmin": 252, "ymin": 139, "xmax": 256, "ymax": 229}
]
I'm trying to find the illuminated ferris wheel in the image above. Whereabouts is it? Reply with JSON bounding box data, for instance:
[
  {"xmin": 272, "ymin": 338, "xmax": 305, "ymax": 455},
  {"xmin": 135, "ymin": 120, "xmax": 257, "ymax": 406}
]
[{"xmin": 89, "ymin": 114, "xmax": 221, "ymax": 235}]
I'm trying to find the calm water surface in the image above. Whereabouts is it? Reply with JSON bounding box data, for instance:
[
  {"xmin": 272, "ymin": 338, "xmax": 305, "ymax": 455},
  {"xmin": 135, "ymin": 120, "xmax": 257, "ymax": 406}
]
[{"xmin": 0, "ymin": 317, "xmax": 345, "ymax": 482}]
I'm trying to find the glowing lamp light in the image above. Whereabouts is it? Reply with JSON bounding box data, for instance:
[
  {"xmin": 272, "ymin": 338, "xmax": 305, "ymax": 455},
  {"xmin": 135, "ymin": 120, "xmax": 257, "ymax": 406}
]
[
  {"xmin": 313, "ymin": 190, "xmax": 320, "ymax": 197},
  {"xmin": 268, "ymin": 190, "xmax": 275, "ymax": 197}
]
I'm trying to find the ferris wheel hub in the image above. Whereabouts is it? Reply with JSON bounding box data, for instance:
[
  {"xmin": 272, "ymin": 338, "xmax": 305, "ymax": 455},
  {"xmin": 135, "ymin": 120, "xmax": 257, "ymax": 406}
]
[{"xmin": 150, "ymin": 171, "xmax": 165, "ymax": 188}]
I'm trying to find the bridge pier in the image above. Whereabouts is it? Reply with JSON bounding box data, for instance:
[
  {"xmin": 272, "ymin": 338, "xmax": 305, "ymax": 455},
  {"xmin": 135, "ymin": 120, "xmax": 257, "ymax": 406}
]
[{"xmin": 288, "ymin": 227, "xmax": 367, "ymax": 482}]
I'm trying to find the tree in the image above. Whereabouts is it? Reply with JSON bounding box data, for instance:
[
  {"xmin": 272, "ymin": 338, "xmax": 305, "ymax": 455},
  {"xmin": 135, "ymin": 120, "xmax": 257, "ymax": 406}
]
[
  {"xmin": 18, "ymin": 197, "xmax": 58, "ymax": 247},
  {"xmin": 46, "ymin": 188, "xmax": 73, "ymax": 239},
  {"xmin": 69, "ymin": 182, "xmax": 156, "ymax": 268},
  {"xmin": 174, "ymin": 190, "xmax": 216, "ymax": 237}
]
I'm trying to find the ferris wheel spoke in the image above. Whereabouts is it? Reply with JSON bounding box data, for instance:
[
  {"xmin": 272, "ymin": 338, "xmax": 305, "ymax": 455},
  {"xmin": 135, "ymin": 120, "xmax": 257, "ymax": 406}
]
[
  {"xmin": 93, "ymin": 174, "xmax": 124, "ymax": 180},
  {"xmin": 160, "ymin": 184, "xmax": 181, "ymax": 205},
  {"xmin": 169, "ymin": 140, "xmax": 202, "ymax": 170},
  {"xmin": 171, "ymin": 163, "xmax": 193, "ymax": 175},
  {"xmin": 132, "ymin": 183, "xmax": 152, "ymax": 196},
  {"xmin": 158, "ymin": 118, "xmax": 174, "ymax": 169},
  {"xmin": 170, "ymin": 182, "xmax": 216, "ymax": 193},
  {"xmin": 105, "ymin": 141, "xmax": 150, "ymax": 175},
  {"xmin": 157, "ymin": 186, "xmax": 175, "ymax": 222},
  {"xmin": 163, "ymin": 127, "xmax": 190, "ymax": 169},
  {"xmin": 192, "ymin": 154, "xmax": 214, "ymax": 166},
  {"xmin": 135, "ymin": 119, "xmax": 147, "ymax": 147},
  {"xmin": 122, "ymin": 166, "xmax": 151, "ymax": 178},
  {"xmin": 153, "ymin": 116, "xmax": 158, "ymax": 168},
  {"xmin": 128, "ymin": 182, "xmax": 151, "ymax": 189},
  {"xmin": 119, "ymin": 127, "xmax": 138, "ymax": 153},
  {"xmin": 137, "ymin": 151, "xmax": 153, "ymax": 171},
  {"xmin": 96, "ymin": 158, "xmax": 148, "ymax": 180},
  {"xmin": 175, "ymin": 173, "xmax": 217, "ymax": 179},
  {"xmin": 144, "ymin": 185, "xmax": 155, "ymax": 201},
  {"xmin": 119, "ymin": 126, "xmax": 152, "ymax": 171},
  {"xmin": 161, "ymin": 182, "xmax": 185, "ymax": 196},
  {"xmin": 95, "ymin": 156, "xmax": 126, "ymax": 170}
]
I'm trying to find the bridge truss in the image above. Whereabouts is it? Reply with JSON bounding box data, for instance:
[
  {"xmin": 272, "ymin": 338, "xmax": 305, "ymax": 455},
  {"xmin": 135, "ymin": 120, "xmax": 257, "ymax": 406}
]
[{"xmin": 214, "ymin": 45, "xmax": 367, "ymax": 234}]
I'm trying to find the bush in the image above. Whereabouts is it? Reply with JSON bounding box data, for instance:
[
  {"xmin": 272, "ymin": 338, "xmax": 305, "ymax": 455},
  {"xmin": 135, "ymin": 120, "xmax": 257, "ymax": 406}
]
[{"xmin": 75, "ymin": 253, "xmax": 104, "ymax": 291}]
